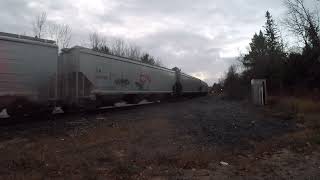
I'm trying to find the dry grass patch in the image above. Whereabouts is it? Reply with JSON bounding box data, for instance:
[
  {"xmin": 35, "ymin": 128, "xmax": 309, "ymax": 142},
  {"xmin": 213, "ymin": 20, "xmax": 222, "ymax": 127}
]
[
  {"xmin": 268, "ymin": 96, "xmax": 320, "ymax": 125},
  {"xmin": 271, "ymin": 96, "xmax": 320, "ymax": 114}
]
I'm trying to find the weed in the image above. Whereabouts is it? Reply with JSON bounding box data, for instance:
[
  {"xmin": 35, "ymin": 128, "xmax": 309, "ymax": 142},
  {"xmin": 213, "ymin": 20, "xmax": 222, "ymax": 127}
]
[
  {"xmin": 109, "ymin": 162, "xmax": 141, "ymax": 179},
  {"xmin": 311, "ymin": 131, "xmax": 320, "ymax": 145}
]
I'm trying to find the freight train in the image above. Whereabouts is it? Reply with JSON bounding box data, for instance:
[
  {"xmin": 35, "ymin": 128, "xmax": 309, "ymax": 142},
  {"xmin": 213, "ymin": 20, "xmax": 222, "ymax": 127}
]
[{"xmin": 0, "ymin": 32, "xmax": 208, "ymax": 116}]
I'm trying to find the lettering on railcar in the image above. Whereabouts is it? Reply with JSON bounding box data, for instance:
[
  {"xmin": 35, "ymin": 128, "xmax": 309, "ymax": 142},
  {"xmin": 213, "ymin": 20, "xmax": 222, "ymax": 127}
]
[{"xmin": 114, "ymin": 78, "xmax": 130, "ymax": 87}]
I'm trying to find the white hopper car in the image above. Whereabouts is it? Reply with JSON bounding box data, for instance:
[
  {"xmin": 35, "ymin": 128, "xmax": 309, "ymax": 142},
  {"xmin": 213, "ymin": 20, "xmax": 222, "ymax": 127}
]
[
  {"xmin": 0, "ymin": 32, "xmax": 58, "ymax": 115},
  {"xmin": 0, "ymin": 32, "xmax": 208, "ymax": 115},
  {"xmin": 58, "ymin": 46, "xmax": 208, "ymax": 108}
]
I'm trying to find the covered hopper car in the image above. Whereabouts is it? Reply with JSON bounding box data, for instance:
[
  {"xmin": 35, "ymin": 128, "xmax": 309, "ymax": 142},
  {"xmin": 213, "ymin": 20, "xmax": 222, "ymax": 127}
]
[
  {"xmin": 0, "ymin": 32, "xmax": 208, "ymax": 116},
  {"xmin": 0, "ymin": 32, "xmax": 58, "ymax": 115}
]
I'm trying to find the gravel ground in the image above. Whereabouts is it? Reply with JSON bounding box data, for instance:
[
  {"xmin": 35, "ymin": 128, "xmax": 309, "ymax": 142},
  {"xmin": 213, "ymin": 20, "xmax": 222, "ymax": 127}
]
[{"xmin": 0, "ymin": 95, "xmax": 318, "ymax": 179}]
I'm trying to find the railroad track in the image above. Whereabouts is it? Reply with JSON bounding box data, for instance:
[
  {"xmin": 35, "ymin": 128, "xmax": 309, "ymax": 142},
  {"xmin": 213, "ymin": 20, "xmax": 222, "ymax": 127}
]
[
  {"xmin": 0, "ymin": 100, "xmax": 158, "ymax": 127},
  {"xmin": 0, "ymin": 96, "xmax": 197, "ymax": 127}
]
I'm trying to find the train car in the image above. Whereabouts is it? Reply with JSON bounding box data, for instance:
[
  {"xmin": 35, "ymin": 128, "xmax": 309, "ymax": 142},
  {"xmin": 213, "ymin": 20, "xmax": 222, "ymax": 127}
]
[
  {"xmin": 58, "ymin": 46, "xmax": 177, "ymax": 108},
  {"xmin": 173, "ymin": 66, "xmax": 208, "ymax": 96},
  {"xmin": 58, "ymin": 46, "xmax": 208, "ymax": 108},
  {"xmin": 200, "ymin": 80, "xmax": 209, "ymax": 94},
  {"xmin": 180, "ymin": 73, "xmax": 208, "ymax": 96},
  {"xmin": 0, "ymin": 32, "xmax": 58, "ymax": 115}
]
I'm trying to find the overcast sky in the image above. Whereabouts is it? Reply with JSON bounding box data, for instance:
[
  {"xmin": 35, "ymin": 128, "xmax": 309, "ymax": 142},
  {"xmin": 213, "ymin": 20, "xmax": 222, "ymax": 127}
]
[{"xmin": 0, "ymin": 0, "xmax": 294, "ymax": 84}]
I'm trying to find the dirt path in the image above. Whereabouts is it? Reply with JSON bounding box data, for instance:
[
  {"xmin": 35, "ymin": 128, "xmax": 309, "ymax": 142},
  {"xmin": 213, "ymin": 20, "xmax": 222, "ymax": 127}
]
[{"xmin": 0, "ymin": 96, "xmax": 318, "ymax": 179}]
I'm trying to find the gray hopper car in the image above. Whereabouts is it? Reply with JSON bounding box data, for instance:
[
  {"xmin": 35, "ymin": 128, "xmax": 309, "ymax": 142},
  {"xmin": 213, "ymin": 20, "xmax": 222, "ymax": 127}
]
[
  {"xmin": 58, "ymin": 46, "xmax": 208, "ymax": 108},
  {"xmin": 0, "ymin": 32, "xmax": 58, "ymax": 115}
]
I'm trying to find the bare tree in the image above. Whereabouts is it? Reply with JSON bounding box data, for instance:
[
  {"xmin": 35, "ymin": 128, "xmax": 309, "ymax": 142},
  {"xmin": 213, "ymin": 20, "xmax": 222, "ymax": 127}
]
[
  {"xmin": 283, "ymin": 0, "xmax": 320, "ymax": 48},
  {"xmin": 60, "ymin": 25, "xmax": 72, "ymax": 49},
  {"xmin": 88, "ymin": 35, "xmax": 162, "ymax": 65},
  {"xmin": 154, "ymin": 58, "xmax": 163, "ymax": 67},
  {"xmin": 33, "ymin": 12, "xmax": 47, "ymax": 38},
  {"xmin": 48, "ymin": 23, "xmax": 72, "ymax": 49},
  {"xmin": 110, "ymin": 39, "xmax": 142, "ymax": 60},
  {"xmin": 111, "ymin": 38, "xmax": 127, "ymax": 57},
  {"xmin": 89, "ymin": 32, "xmax": 107, "ymax": 50},
  {"xmin": 126, "ymin": 43, "xmax": 141, "ymax": 60}
]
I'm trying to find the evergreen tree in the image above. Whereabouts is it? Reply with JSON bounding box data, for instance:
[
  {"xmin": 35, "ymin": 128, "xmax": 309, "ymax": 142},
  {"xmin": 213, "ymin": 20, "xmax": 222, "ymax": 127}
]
[
  {"xmin": 140, "ymin": 53, "xmax": 156, "ymax": 65},
  {"xmin": 243, "ymin": 31, "xmax": 268, "ymax": 68},
  {"xmin": 264, "ymin": 11, "xmax": 286, "ymax": 90},
  {"xmin": 242, "ymin": 11, "xmax": 286, "ymax": 92},
  {"xmin": 264, "ymin": 11, "xmax": 285, "ymax": 57},
  {"xmin": 265, "ymin": 11, "xmax": 278, "ymax": 53}
]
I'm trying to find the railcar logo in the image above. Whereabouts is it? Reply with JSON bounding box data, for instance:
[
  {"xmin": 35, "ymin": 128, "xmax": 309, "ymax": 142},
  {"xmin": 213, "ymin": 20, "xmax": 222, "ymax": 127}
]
[{"xmin": 135, "ymin": 73, "xmax": 151, "ymax": 90}]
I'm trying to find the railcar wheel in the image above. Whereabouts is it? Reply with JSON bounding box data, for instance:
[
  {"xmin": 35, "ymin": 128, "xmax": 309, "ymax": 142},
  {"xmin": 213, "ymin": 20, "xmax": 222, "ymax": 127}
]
[
  {"xmin": 124, "ymin": 95, "xmax": 142, "ymax": 104},
  {"xmin": 60, "ymin": 105, "xmax": 72, "ymax": 114},
  {"xmin": 7, "ymin": 99, "xmax": 30, "ymax": 117}
]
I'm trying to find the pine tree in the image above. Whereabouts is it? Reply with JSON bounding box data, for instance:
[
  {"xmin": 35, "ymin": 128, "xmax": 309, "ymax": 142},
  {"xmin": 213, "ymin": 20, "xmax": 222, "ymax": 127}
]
[
  {"xmin": 265, "ymin": 11, "xmax": 278, "ymax": 53},
  {"xmin": 242, "ymin": 31, "xmax": 268, "ymax": 68},
  {"xmin": 242, "ymin": 11, "xmax": 286, "ymax": 91},
  {"xmin": 140, "ymin": 53, "xmax": 155, "ymax": 65},
  {"xmin": 264, "ymin": 11, "xmax": 286, "ymax": 90}
]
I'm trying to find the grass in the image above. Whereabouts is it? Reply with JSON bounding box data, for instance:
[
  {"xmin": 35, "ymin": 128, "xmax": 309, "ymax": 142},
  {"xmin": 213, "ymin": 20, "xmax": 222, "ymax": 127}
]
[
  {"xmin": 273, "ymin": 97, "xmax": 320, "ymax": 114},
  {"xmin": 109, "ymin": 162, "xmax": 142, "ymax": 180},
  {"xmin": 268, "ymin": 96, "xmax": 320, "ymax": 121},
  {"xmin": 311, "ymin": 133, "xmax": 320, "ymax": 145},
  {"xmin": 268, "ymin": 96, "xmax": 320, "ymax": 146}
]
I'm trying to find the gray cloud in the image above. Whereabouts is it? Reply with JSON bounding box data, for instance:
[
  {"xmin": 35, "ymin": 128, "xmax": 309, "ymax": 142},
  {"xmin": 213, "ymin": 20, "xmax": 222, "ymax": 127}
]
[{"xmin": 0, "ymin": 0, "xmax": 296, "ymax": 84}]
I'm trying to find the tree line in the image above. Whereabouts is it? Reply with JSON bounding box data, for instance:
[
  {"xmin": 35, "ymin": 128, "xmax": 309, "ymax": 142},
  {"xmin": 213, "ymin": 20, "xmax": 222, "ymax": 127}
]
[
  {"xmin": 219, "ymin": 0, "xmax": 320, "ymax": 98},
  {"xmin": 88, "ymin": 32, "xmax": 162, "ymax": 66},
  {"xmin": 31, "ymin": 12, "xmax": 162, "ymax": 66}
]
